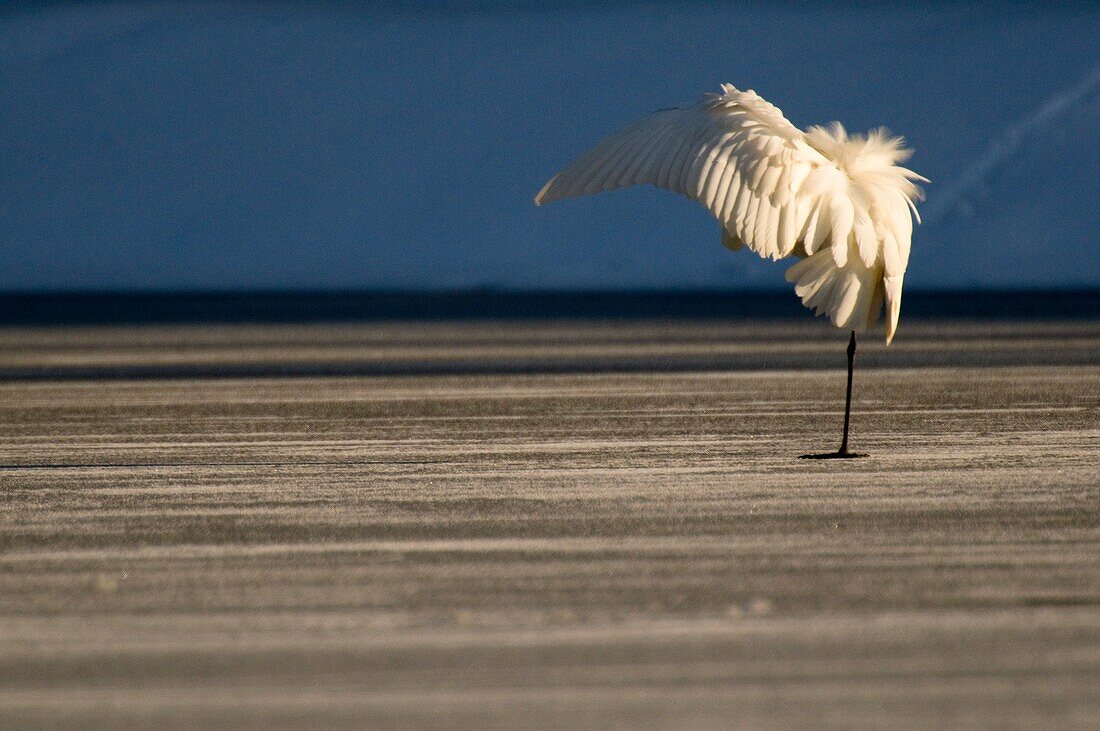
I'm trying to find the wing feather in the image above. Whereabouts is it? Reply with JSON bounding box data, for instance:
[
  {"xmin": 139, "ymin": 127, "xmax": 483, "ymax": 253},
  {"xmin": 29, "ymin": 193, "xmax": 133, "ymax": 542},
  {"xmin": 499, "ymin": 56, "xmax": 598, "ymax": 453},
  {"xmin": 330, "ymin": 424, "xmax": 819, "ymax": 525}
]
[
  {"xmin": 801, "ymin": 201, "xmax": 824, "ymax": 254},
  {"xmin": 621, "ymin": 119, "xmax": 682, "ymax": 189},
  {"xmin": 731, "ymin": 175, "xmax": 753, "ymax": 235},
  {"xmin": 675, "ymin": 122, "xmax": 714, "ymax": 193},
  {"xmin": 714, "ymin": 155, "xmax": 740, "ymax": 223},
  {"xmin": 604, "ymin": 121, "xmax": 667, "ymax": 190},
  {"xmin": 759, "ymin": 165, "xmax": 782, "ymax": 202},
  {"xmin": 828, "ymin": 195, "xmax": 854, "ymax": 267},
  {"xmin": 740, "ymin": 190, "xmax": 761, "ymax": 243},
  {"xmin": 697, "ymin": 134, "xmax": 737, "ymax": 208},
  {"xmin": 654, "ymin": 124, "xmax": 686, "ymax": 191},
  {"xmin": 628, "ymin": 121, "xmax": 680, "ymax": 189}
]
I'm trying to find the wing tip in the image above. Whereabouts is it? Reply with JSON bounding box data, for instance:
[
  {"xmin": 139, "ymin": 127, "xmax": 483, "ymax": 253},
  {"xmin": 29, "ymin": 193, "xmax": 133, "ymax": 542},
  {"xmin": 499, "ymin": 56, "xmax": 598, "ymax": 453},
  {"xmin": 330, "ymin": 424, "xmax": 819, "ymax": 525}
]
[{"xmin": 884, "ymin": 274, "xmax": 903, "ymax": 345}]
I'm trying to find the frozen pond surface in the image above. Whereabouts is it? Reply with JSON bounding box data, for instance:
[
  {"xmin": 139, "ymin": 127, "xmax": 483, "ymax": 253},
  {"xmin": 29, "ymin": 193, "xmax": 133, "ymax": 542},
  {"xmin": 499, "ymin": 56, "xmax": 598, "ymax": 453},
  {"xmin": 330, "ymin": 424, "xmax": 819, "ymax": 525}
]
[{"xmin": 1, "ymin": 317, "xmax": 1097, "ymax": 728}]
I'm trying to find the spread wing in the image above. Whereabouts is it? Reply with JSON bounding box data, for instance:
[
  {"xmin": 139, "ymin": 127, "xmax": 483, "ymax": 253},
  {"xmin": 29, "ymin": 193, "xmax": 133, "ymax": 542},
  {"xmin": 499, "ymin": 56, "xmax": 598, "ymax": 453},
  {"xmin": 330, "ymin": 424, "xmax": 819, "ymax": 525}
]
[{"xmin": 536, "ymin": 85, "xmax": 925, "ymax": 342}]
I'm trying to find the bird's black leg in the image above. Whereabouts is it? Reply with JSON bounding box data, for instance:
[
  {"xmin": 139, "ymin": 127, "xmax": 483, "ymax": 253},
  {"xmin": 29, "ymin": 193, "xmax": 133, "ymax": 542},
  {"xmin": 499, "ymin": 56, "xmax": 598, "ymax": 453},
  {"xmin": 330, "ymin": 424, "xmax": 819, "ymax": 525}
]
[
  {"xmin": 800, "ymin": 330, "xmax": 867, "ymax": 459},
  {"xmin": 838, "ymin": 330, "xmax": 857, "ymax": 454}
]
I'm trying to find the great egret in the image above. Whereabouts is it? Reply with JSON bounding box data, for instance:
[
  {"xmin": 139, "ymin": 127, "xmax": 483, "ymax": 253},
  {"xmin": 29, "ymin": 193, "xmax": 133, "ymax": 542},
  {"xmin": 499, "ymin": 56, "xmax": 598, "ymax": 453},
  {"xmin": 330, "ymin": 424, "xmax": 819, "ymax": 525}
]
[{"xmin": 536, "ymin": 84, "xmax": 926, "ymax": 458}]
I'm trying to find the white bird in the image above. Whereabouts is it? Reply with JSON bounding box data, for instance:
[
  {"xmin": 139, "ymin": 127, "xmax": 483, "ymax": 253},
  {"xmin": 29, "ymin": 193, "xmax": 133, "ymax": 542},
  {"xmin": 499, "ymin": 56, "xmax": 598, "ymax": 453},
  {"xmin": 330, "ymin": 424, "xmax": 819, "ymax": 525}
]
[{"xmin": 536, "ymin": 84, "xmax": 927, "ymax": 458}]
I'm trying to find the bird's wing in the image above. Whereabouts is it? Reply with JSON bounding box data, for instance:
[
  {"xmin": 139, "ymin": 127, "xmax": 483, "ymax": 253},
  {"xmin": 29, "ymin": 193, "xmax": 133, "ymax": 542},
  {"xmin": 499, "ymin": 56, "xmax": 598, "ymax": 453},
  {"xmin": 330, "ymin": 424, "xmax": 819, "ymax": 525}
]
[
  {"xmin": 536, "ymin": 85, "xmax": 826, "ymax": 262},
  {"xmin": 536, "ymin": 85, "xmax": 924, "ymax": 341}
]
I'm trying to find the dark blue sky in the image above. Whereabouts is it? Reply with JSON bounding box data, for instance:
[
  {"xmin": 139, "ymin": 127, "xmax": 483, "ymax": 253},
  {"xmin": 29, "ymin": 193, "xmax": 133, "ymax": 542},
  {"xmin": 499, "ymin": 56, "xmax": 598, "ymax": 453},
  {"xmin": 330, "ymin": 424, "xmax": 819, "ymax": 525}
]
[{"xmin": 1, "ymin": 2, "xmax": 1098, "ymax": 291}]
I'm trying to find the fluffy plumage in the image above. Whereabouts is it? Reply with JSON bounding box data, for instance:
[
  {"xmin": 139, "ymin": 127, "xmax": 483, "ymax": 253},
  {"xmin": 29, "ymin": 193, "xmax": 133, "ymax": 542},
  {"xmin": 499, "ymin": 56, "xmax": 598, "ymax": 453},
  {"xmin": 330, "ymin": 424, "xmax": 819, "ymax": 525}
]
[{"xmin": 536, "ymin": 84, "xmax": 926, "ymax": 343}]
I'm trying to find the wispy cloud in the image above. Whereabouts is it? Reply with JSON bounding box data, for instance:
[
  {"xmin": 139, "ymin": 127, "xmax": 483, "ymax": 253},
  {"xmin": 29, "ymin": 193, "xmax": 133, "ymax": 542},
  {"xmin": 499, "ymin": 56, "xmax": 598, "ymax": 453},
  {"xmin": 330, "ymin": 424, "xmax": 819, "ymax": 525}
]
[{"xmin": 923, "ymin": 63, "xmax": 1100, "ymax": 225}]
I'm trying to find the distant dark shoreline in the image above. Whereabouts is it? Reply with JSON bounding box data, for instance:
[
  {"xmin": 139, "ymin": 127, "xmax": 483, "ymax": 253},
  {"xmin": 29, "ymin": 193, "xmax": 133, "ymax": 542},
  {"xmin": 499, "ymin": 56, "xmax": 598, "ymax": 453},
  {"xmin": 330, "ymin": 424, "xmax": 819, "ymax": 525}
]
[{"xmin": 0, "ymin": 290, "xmax": 1097, "ymax": 326}]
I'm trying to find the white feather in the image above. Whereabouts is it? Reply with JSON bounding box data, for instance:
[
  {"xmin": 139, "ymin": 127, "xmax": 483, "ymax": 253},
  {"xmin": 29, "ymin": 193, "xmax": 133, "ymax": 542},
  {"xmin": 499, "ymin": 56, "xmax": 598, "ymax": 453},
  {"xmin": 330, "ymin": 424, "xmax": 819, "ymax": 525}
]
[{"xmin": 536, "ymin": 85, "xmax": 926, "ymax": 342}]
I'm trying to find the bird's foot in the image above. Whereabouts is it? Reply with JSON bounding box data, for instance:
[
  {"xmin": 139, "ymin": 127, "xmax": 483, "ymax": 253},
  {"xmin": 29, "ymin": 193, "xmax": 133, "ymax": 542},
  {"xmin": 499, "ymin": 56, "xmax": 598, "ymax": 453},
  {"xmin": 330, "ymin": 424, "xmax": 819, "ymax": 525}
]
[{"xmin": 798, "ymin": 450, "xmax": 868, "ymax": 460}]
